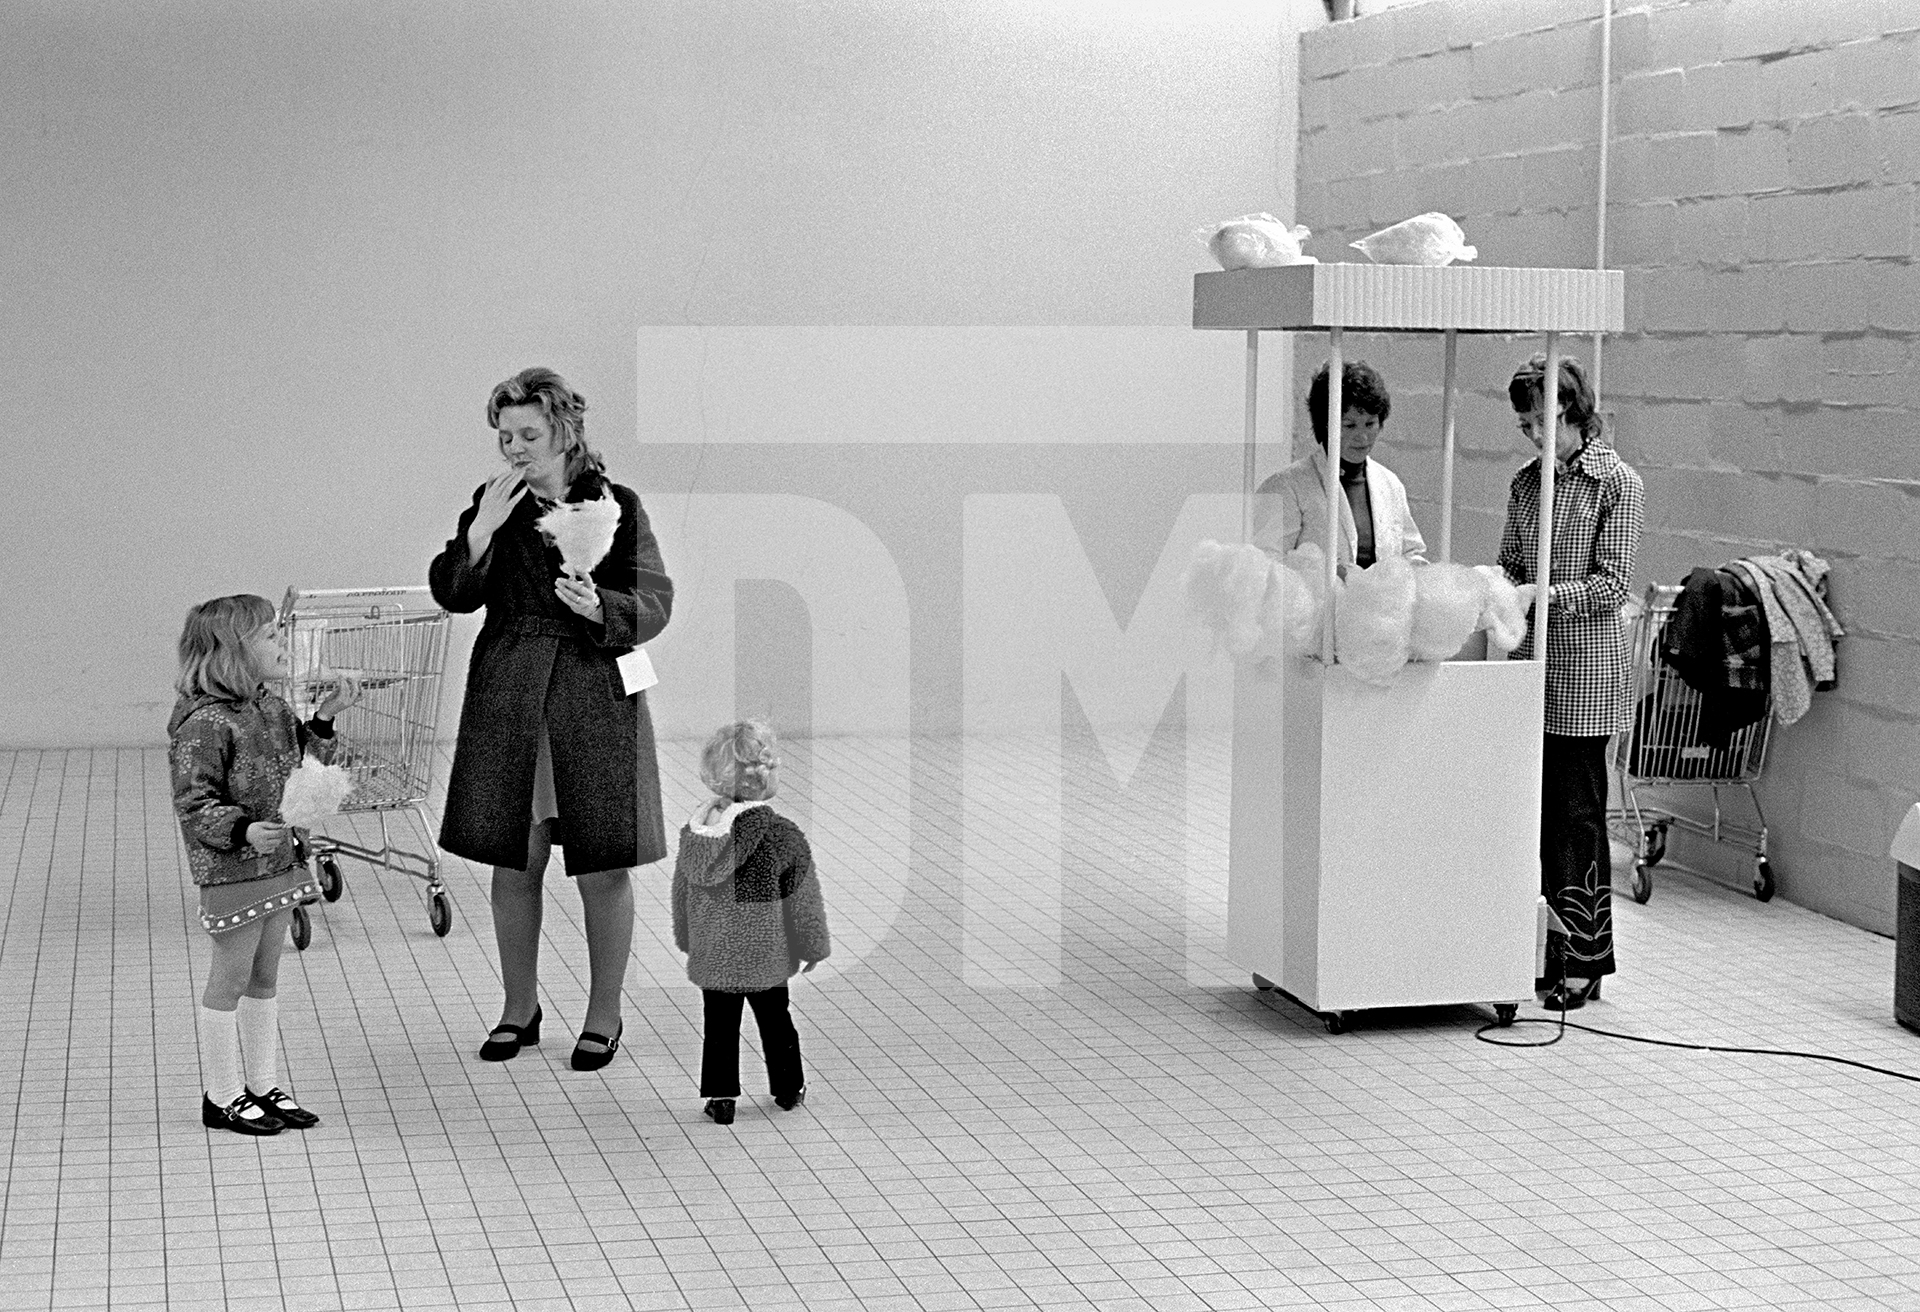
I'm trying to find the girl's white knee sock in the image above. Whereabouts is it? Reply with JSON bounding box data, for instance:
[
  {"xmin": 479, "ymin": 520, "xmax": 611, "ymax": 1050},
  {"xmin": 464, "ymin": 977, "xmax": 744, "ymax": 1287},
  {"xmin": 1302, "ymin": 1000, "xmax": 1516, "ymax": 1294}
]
[
  {"xmin": 199, "ymin": 1006, "xmax": 244, "ymax": 1106},
  {"xmin": 236, "ymin": 995, "xmax": 279, "ymax": 1094}
]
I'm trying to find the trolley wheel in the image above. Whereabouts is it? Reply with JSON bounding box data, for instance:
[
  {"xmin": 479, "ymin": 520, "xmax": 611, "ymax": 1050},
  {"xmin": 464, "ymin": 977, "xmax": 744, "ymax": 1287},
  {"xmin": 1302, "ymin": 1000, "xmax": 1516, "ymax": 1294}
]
[
  {"xmin": 1322, "ymin": 1011, "xmax": 1347, "ymax": 1035},
  {"xmin": 1630, "ymin": 863, "xmax": 1654, "ymax": 905},
  {"xmin": 1642, "ymin": 824, "xmax": 1668, "ymax": 868},
  {"xmin": 290, "ymin": 905, "xmax": 312, "ymax": 952},
  {"xmin": 1252, "ymin": 973, "xmax": 1275, "ymax": 992},
  {"xmin": 1754, "ymin": 858, "xmax": 1776, "ymax": 903},
  {"xmin": 318, "ymin": 856, "xmax": 345, "ymax": 903},
  {"xmin": 1493, "ymin": 1003, "xmax": 1518, "ymax": 1027},
  {"xmin": 428, "ymin": 890, "xmax": 453, "ymax": 938}
]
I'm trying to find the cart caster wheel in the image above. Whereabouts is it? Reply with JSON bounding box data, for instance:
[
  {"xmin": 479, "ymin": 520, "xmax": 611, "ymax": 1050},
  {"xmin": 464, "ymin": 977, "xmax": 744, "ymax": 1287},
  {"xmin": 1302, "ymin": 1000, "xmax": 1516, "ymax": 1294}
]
[
  {"xmin": 1322, "ymin": 1012, "xmax": 1347, "ymax": 1035},
  {"xmin": 1630, "ymin": 863, "xmax": 1653, "ymax": 905},
  {"xmin": 1754, "ymin": 858, "xmax": 1775, "ymax": 903},
  {"xmin": 318, "ymin": 856, "xmax": 344, "ymax": 903},
  {"xmin": 290, "ymin": 905, "xmax": 312, "ymax": 952},
  {"xmin": 428, "ymin": 890, "xmax": 453, "ymax": 937},
  {"xmin": 1252, "ymin": 973, "xmax": 1274, "ymax": 992},
  {"xmin": 1642, "ymin": 824, "xmax": 1667, "ymax": 868},
  {"xmin": 1493, "ymin": 1003, "xmax": 1518, "ymax": 1027}
]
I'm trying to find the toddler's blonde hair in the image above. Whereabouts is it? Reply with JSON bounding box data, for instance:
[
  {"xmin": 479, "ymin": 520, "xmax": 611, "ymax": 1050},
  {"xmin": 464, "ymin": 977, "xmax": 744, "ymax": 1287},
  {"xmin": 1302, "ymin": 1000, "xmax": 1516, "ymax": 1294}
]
[
  {"xmin": 699, "ymin": 720, "xmax": 780, "ymax": 801},
  {"xmin": 175, "ymin": 594, "xmax": 276, "ymax": 704}
]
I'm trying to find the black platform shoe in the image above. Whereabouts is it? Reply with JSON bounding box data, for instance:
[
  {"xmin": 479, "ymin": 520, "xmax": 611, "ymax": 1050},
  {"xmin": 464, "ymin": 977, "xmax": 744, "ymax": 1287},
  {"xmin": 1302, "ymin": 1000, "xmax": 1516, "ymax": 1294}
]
[
  {"xmin": 203, "ymin": 1092, "xmax": 283, "ymax": 1136},
  {"xmin": 1543, "ymin": 977, "xmax": 1602, "ymax": 1011},
  {"xmin": 480, "ymin": 1005, "xmax": 542, "ymax": 1062},
  {"xmin": 703, "ymin": 1098, "xmax": 736, "ymax": 1125},
  {"xmin": 249, "ymin": 1087, "xmax": 320, "ymax": 1129},
  {"xmin": 569, "ymin": 1020, "xmax": 623, "ymax": 1072},
  {"xmin": 775, "ymin": 1086, "xmax": 807, "ymax": 1111}
]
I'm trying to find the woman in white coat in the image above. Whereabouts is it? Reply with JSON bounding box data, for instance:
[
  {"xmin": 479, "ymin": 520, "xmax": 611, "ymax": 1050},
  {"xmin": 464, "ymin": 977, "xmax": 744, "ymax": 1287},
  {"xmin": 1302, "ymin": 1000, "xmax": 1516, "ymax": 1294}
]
[{"xmin": 1253, "ymin": 359, "xmax": 1426, "ymax": 570}]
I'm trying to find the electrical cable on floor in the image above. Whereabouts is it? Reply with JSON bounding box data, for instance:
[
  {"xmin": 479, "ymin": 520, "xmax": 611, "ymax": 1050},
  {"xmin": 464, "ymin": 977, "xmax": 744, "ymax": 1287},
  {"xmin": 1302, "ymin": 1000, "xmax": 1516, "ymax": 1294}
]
[{"xmin": 1472, "ymin": 962, "xmax": 1920, "ymax": 1083}]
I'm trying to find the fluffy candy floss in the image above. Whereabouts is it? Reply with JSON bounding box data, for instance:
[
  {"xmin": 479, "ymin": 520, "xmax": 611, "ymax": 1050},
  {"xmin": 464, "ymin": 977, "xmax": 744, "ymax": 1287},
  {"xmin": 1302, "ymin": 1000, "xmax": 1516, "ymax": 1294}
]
[
  {"xmin": 1349, "ymin": 212, "xmax": 1478, "ymax": 267},
  {"xmin": 536, "ymin": 495, "xmax": 621, "ymax": 579},
  {"xmin": 279, "ymin": 758, "xmax": 355, "ymax": 830},
  {"xmin": 1258, "ymin": 559, "xmax": 1322, "ymax": 661},
  {"xmin": 1181, "ymin": 540, "xmax": 1272, "ymax": 658},
  {"xmin": 1408, "ymin": 561, "xmax": 1489, "ymax": 662},
  {"xmin": 1473, "ymin": 565, "xmax": 1530, "ymax": 655},
  {"xmin": 1203, "ymin": 214, "xmax": 1317, "ymax": 270},
  {"xmin": 1335, "ymin": 556, "xmax": 1417, "ymax": 686}
]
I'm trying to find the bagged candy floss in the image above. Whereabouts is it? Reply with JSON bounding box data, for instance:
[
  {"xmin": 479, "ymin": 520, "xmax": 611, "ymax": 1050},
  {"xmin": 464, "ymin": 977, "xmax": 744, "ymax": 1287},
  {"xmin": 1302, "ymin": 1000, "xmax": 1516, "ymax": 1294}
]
[
  {"xmin": 1473, "ymin": 565, "xmax": 1530, "ymax": 656},
  {"xmin": 1408, "ymin": 561, "xmax": 1489, "ymax": 662},
  {"xmin": 1335, "ymin": 556, "xmax": 1417, "ymax": 686},
  {"xmin": 536, "ymin": 495, "xmax": 621, "ymax": 579},
  {"xmin": 279, "ymin": 758, "xmax": 354, "ymax": 830},
  {"xmin": 1200, "ymin": 214, "xmax": 1317, "ymax": 270},
  {"xmin": 1350, "ymin": 212, "xmax": 1478, "ymax": 266},
  {"xmin": 1182, "ymin": 540, "xmax": 1271, "ymax": 658}
]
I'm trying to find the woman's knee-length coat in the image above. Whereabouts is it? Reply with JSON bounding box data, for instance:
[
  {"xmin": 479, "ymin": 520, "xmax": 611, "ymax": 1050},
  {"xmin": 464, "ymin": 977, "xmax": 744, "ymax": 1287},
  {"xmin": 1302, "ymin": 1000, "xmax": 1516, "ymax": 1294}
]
[{"xmin": 429, "ymin": 470, "xmax": 673, "ymax": 875}]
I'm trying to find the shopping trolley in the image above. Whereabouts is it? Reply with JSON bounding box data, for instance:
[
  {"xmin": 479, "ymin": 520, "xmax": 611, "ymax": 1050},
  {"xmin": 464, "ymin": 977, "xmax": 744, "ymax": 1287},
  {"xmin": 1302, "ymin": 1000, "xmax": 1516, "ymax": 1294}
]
[
  {"xmin": 276, "ymin": 586, "xmax": 454, "ymax": 950},
  {"xmin": 1609, "ymin": 581, "xmax": 1775, "ymax": 906}
]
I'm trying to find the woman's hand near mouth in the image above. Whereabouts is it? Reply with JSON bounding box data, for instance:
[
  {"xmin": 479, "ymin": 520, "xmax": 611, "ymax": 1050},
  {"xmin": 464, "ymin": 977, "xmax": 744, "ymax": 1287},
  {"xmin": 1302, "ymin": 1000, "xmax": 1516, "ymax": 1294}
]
[{"xmin": 466, "ymin": 468, "xmax": 528, "ymax": 560}]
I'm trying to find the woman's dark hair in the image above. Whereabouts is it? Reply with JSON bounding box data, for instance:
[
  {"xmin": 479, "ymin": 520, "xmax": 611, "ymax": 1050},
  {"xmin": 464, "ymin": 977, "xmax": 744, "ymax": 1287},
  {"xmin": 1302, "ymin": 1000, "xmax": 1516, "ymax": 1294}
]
[
  {"xmin": 1507, "ymin": 354, "xmax": 1602, "ymax": 445},
  {"xmin": 1306, "ymin": 360, "xmax": 1391, "ymax": 447},
  {"xmin": 488, "ymin": 366, "xmax": 606, "ymax": 484}
]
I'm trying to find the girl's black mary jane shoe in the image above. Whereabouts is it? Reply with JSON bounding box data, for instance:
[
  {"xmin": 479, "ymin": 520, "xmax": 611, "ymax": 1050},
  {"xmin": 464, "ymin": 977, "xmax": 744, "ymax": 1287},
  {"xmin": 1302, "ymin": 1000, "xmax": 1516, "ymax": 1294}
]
[{"xmin": 202, "ymin": 1093, "xmax": 283, "ymax": 1137}]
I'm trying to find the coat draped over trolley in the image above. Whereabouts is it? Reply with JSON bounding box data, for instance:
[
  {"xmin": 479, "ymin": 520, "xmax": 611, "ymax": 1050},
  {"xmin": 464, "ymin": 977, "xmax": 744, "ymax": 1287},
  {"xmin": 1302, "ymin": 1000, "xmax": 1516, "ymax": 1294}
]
[{"xmin": 429, "ymin": 470, "xmax": 673, "ymax": 875}]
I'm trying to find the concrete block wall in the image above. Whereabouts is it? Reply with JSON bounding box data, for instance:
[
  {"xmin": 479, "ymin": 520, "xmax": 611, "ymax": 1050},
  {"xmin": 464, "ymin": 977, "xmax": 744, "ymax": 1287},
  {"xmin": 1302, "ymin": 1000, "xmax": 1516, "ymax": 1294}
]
[{"xmin": 1292, "ymin": 0, "xmax": 1920, "ymax": 934}]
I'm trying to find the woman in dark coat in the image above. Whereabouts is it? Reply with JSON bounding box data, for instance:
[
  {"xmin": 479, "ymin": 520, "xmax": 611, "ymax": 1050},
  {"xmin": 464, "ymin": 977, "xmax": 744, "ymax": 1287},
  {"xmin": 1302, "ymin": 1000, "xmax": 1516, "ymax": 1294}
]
[{"xmin": 429, "ymin": 367, "xmax": 673, "ymax": 1070}]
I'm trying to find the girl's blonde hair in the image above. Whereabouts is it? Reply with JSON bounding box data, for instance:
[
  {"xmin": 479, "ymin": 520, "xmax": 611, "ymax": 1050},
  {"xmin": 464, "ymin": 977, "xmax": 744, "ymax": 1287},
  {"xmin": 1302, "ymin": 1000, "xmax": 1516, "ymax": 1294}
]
[
  {"xmin": 176, "ymin": 594, "xmax": 276, "ymax": 703},
  {"xmin": 699, "ymin": 720, "xmax": 781, "ymax": 801}
]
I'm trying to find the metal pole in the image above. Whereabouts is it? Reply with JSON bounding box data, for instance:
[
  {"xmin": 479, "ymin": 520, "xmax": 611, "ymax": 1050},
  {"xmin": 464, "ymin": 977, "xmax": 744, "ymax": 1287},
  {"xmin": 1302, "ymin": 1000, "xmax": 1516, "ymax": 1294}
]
[
  {"xmin": 1538, "ymin": 334, "xmax": 1560, "ymax": 668},
  {"xmin": 1592, "ymin": 0, "xmax": 1614, "ymax": 403},
  {"xmin": 1243, "ymin": 329, "xmax": 1259, "ymax": 543},
  {"xmin": 1322, "ymin": 330, "xmax": 1343, "ymax": 665},
  {"xmin": 1439, "ymin": 329, "xmax": 1458, "ymax": 563}
]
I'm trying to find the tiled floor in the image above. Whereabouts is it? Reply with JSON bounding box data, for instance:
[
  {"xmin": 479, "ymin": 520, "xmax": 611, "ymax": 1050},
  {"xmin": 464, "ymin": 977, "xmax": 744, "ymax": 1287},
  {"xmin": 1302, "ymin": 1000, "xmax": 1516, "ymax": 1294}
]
[{"xmin": 3, "ymin": 731, "xmax": 1920, "ymax": 1311}]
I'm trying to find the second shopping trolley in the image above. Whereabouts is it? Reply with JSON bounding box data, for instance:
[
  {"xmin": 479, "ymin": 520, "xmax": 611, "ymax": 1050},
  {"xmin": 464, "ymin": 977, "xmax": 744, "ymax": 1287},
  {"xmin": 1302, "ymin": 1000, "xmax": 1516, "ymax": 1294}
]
[
  {"xmin": 276, "ymin": 586, "xmax": 454, "ymax": 949},
  {"xmin": 1610, "ymin": 581, "xmax": 1776, "ymax": 906}
]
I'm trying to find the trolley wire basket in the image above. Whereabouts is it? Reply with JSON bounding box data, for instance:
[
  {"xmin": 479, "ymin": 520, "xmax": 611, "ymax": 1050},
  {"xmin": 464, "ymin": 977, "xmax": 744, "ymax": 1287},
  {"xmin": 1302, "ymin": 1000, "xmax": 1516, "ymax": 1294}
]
[
  {"xmin": 1608, "ymin": 582, "xmax": 1776, "ymax": 905},
  {"xmin": 275, "ymin": 586, "xmax": 454, "ymax": 948}
]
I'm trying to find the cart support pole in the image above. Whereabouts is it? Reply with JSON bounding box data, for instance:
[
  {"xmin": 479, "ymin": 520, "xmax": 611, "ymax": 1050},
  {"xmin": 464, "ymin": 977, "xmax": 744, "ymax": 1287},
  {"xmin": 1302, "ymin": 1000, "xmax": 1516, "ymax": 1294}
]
[
  {"xmin": 1243, "ymin": 329, "xmax": 1259, "ymax": 543},
  {"xmin": 1439, "ymin": 329, "xmax": 1458, "ymax": 563},
  {"xmin": 1322, "ymin": 329, "xmax": 1344, "ymax": 665},
  {"xmin": 1537, "ymin": 334, "xmax": 1560, "ymax": 666}
]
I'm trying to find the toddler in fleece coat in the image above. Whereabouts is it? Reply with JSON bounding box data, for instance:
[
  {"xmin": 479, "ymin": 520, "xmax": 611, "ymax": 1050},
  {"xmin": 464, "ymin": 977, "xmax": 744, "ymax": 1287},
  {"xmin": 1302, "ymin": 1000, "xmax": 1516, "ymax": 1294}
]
[{"xmin": 672, "ymin": 722, "xmax": 831, "ymax": 1125}]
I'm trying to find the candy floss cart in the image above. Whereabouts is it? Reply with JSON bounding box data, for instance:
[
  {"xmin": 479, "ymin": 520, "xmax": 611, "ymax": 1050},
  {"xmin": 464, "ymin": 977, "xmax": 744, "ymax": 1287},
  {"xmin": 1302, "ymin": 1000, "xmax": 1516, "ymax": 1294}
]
[{"xmin": 1194, "ymin": 263, "xmax": 1625, "ymax": 1033}]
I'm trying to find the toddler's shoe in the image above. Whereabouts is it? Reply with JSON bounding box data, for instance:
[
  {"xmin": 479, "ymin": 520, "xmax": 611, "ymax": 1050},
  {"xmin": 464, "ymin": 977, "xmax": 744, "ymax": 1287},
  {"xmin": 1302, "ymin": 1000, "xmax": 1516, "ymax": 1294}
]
[
  {"xmin": 202, "ymin": 1092, "xmax": 282, "ymax": 1137},
  {"xmin": 775, "ymin": 1086, "xmax": 806, "ymax": 1111},
  {"xmin": 703, "ymin": 1098, "xmax": 735, "ymax": 1125},
  {"xmin": 248, "ymin": 1086, "xmax": 320, "ymax": 1129}
]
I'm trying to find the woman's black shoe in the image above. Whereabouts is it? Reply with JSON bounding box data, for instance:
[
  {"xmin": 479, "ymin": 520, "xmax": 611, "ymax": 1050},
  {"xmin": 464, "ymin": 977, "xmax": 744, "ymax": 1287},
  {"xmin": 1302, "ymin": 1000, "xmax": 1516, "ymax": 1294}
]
[
  {"xmin": 480, "ymin": 1005, "xmax": 542, "ymax": 1061},
  {"xmin": 704, "ymin": 1098, "xmax": 736, "ymax": 1125},
  {"xmin": 249, "ymin": 1087, "xmax": 320, "ymax": 1129},
  {"xmin": 775, "ymin": 1087, "xmax": 806, "ymax": 1111},
  {"xmin": 570, "ymin": 1019, "xmax": 622, "ymax": 1071},
  {"xmin": 202, "ymin": 1093, "xmax": 283, "ymax": 1136},
  {"xmin": 1544, "ymin": 977, "xmax": 1602, "ymax": 1011}
]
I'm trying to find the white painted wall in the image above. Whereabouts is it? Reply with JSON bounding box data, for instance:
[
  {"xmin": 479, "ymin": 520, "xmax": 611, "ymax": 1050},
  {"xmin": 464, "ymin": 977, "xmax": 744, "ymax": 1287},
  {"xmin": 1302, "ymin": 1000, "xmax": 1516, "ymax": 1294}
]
[{"xmin": 2, "ymin": 0, "xmax": 1324, "ymax": 745}]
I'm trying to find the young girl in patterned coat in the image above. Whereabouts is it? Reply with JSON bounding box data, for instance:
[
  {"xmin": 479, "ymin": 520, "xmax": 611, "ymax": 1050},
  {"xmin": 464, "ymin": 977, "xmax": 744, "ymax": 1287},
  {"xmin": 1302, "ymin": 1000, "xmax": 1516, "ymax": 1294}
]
[
  {"xmin": 672, "ymin": 722, "xmax": 831, "ymax": 1125},
  {"xmin": 169, "ymin": 595, "xmax": 360, "ymax": 1135}
]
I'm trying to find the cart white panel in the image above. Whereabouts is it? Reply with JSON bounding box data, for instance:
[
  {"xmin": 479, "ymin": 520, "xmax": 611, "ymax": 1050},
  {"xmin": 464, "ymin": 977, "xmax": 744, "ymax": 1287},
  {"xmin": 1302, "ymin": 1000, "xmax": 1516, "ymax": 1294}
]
[
  {"xmin": 1229, "ymin": 656, "xmax": 1543, "ymax": 1013},
  {"xmin": 1192, "ymin": 264, "xmax": 1625, "ymax": 334}
]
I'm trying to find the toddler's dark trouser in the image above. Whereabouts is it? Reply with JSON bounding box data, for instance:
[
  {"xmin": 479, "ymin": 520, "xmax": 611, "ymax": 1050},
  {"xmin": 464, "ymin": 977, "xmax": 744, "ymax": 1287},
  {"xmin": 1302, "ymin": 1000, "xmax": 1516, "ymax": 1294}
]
[{"xmin": 701, "ymin": 986, "xmax": 803, "ymax": 1099}]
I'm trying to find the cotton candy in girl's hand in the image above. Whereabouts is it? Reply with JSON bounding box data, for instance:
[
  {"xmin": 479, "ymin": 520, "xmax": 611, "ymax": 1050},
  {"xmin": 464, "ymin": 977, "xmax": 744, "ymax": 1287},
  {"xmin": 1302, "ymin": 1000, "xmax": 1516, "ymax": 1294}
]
[
  {"xmin": 1181, "ymin": 540, "xmax": 1271, "ymax": 657},
  {"xmin": 1335, "ymin": 556, "xmax": 1417, "ymax": 686},
  {"xmin": 1473, "ymin": 565, "xmax": 1529, "ymax": 655},
  {"xmin": 1409, "ymin": 562, "xmax": 1489, "ymax": 662},
  {"xmin": 279, "ymin": 758, "xmax": 354, "ymax": 830},
  {"xmin": 536, "ymin": 495, "xmax": 621, "ymax": 579}
]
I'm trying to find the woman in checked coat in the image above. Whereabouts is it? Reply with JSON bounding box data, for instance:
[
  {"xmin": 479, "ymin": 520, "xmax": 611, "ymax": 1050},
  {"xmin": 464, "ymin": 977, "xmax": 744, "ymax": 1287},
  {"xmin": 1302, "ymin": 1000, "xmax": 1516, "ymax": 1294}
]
[
  {"xmin": 430, "ymin": 367, "xmax": 673, "ymax": 1070},
  {"xmin": 1498, "ymin": 354, "xmax": 1645, "ymax": 1012}
]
